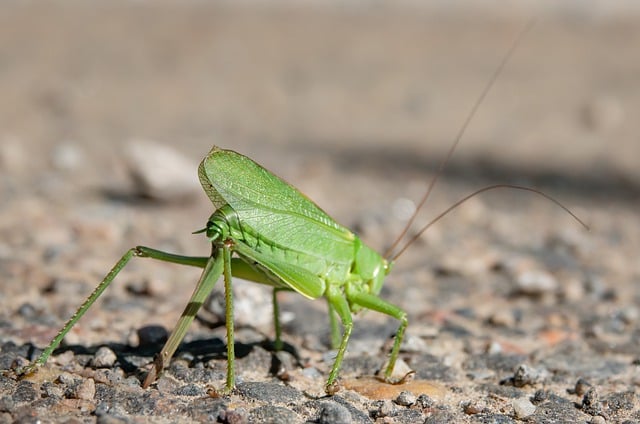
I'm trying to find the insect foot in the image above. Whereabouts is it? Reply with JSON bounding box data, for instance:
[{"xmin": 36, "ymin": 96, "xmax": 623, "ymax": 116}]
[{"xmin": 325, "ymin": 380, "xmax": 342, "ymax": 396}]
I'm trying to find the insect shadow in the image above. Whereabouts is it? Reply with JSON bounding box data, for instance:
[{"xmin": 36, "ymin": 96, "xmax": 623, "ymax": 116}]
[
  {"xmin": 327, "ymin": 144, "xmax": 638, "ymax": 203},
  {"xmin": 28, "ymin": 334, "xmax": 301, "ymax": 381}
]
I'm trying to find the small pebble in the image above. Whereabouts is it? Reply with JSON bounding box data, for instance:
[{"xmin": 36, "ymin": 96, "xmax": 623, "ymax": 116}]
[
  {"xmin": 57, "ymin": 372, "xmax": 76, "ymax": 386},
  {"xmin": 515, "ymin": 270, "xmax": 558, "ymax": 296},
  {"xmin": 619, "ymin": 306, "xmax": 639, "ymax": 325},
  {"xmin": 301, "ymin": 367, "xmax": 323, "ymax": 380},
  {"xmin": 581, "ymin": 387, "xmax": 602, "ymax": 416},
  {"xmin": 512, "ymin": 397, "xmax": 536, "ymax": 418},
  {"xmin": 156, "ymin": 376, "xmax": 180, "ymax": 394},
  {"xmin": 488, "ymin": 309, "xmax": 516, "ymax": 327},
  {"xmin": 391, "ymin": 197, "xmax": 416, "ymax": 221},
  {"xmin": 574, "ymin": 378, "xmax": 592, "ymax": 396},
  {"xmin": 486, "ymin": 341, "xmax": 503, "ymax": 355},
  {"xmin": 16, "ymin": 303, "xmax": 37, "ymax": 319},
  {"xmin": 372, "ymin": 399, "xmax": 397, "ymax": 418},
  {"xmin": 125, "ymin": 139, "xmax": 200, "ymax": 201},
  {"xmin": 204, "ymin": 281, "xmax": 273, "ymax": 329},
  {"xmin": 42, "ymin": 382, "xmax": 64, "ymax": 399},
  {"xmin": 92, "ymin": 346, "xmax": 117, "ymax": 368},
  {"xmin": 531, "ymin": 389, "xmax": 548, "ymax": 404},
  {"xmin": 273, "ymin": 350, "xmax": 296, "ymax": 381},
  {"xmin": 560, "ymin": 276, "xmax": 585, "ymax": 302},
  {"xmin": 589, "ymin": 415, "xmax": 606, "ymax": 424},
  {"xmin": 378, "ymin": 358, "xmax": 413, "ymax": 382},
  {"xmin": 414, "ymin": 394, "xmax": 436, "ymax": 409},
  {"xmin": 463, "ymin": 400, "xmax": 486, "ymax": 415},
  {"xmin": 73, "ymin": 378, "xmax": 96, "ymax": 401},
  {"xmin": 51, "ymin": 142, "xmax": 83, "ymax": 171},
  {"xmin": 395, "ymin": 391, "xmax": 416, "ymax": 407},
  {"xmin": 513, "ymin": 364, "xmax": 543, "ymax": 387}
]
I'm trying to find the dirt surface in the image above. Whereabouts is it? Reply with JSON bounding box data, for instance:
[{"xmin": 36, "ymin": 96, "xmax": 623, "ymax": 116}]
[{"xmin": 1, "ymin": 2, "xmax": 639, "ymax": 423}]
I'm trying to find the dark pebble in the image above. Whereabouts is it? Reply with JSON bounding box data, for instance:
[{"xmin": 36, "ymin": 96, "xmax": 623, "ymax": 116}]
[
  {"xmin": 12, "ymin": 381, "xmax": 38, "ymax": 403},
  {"xmin": 173, "ymin": 383, "xmax": 206, "ymax": 397},
  {"xmin": 531, "ymin": 389, "xmax": 548, "ymax": 404},
  {"xmin": 0, "ymin": 342, "xmax": 31, "ymax": 370},
  {"xmin": 0, "ymin": 375, "xmax": 16, "ymax": 392},
  {"xmin": 415, "ymin": 394, "xmax": 437, "ymax": 409},
  {"xmin": 318, "ymin": 401, "xmax": 351, "ymax": 424},
  {"xmin": 236, "ymin": 381, "xmax": 302, "ymax": 403},
  {"xmin": 248, "ymin": 405, "xmax": 298, "ymax": 424},
  {"xmin": 424, "ymin": 410, "xmax": 456, "ymax": 423},
  {"xmin": 0, "ymin": 396, "xmax": 14, "ymax": 413},
  {"xmin": 137, "ymin": 325, "xmax": 168, "ymax": 347}
]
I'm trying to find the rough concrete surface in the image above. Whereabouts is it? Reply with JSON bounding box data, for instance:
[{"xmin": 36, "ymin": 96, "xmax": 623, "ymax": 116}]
[{"xmin": 1, "ymin": 2, "xmax": 639, "ymax": 423}]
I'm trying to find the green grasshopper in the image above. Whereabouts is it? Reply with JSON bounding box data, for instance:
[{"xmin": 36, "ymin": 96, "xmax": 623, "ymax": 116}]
[
  {"xmin": 18, "ymin": 144, "xmax": 585, "ymax": 394},
  {"xmin": 18, "ymin": 25, "xmax": 586, "ymax": 395}
]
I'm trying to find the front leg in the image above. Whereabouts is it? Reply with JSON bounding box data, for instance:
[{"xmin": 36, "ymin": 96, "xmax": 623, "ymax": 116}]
[{"xmin": 346, "ymin": 290, "xmax": 408, "ymax": 383}]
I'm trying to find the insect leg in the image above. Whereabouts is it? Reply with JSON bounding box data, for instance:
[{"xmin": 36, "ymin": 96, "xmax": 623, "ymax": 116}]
[
  {"xmin": 17, "ymin": 248, "xmax": 135, "ymax": 376},
  {"xmin": 220, "ymin": 241, "xmax": 235, "ymax": 393},
  {"xmin": 135, "ymin": 246, "xmax": 209, "ymax": 268},
  {"xmin": 17, "ymin": 246, "xmax": 211, "ymax": 377},
  {"xmin": 143, "ymin": 248, "xmax": 224, "ymax": 388},
  {"xmin": 327, "ymin": 301, "xmax": 341, "ymax": 349},
  {"xmin": 346, "ymin": 291, "xmax": 408, "ymax": 383},
  {"xmin": 324, "ymin": 287, "xmax": 353, "ymax": 394},
  {"xmin": 271, "ymin": 288, "xmax": 289, "ymax": 351}
]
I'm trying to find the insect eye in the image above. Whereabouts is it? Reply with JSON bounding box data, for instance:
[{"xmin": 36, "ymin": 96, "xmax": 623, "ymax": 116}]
[{"xmin": 205, "ymin": 221, "xmax": 225, "ymax": 242}]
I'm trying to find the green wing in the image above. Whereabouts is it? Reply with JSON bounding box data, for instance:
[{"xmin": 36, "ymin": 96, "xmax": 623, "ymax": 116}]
[
  {"xmin": 198, "ymin": 147, "xmax": 356, "ymax": 293},
  {"xmin": 233, "ymin": 242, "xmax": 326, "ymax": 299}
]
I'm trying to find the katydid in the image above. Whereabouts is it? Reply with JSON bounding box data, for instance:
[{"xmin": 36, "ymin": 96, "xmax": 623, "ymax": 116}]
[{"xmin": 17, "ymin": 24, "xmax": 587, "ymax": 395}]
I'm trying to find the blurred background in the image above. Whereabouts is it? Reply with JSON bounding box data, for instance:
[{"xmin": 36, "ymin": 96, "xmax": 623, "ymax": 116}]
[{"xmin": 1, "ymin": 0, "xmax": 639, "ymax": 191}]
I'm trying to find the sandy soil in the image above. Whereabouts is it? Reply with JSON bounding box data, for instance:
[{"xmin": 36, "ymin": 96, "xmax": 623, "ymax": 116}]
[{"xmin": 1, "ymin": 2, "xmax": 639, "ymax": 423}]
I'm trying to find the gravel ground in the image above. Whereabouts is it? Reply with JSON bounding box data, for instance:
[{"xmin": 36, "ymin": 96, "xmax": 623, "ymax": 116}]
[{"xmin": 1, "ymin": 2, "xmax": 639, "ymax": 423}]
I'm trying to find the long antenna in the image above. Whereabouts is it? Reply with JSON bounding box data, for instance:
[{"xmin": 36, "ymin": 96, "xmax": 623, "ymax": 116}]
[
  {"xmin": 383, "ymin": 21, "xmax": 536, "ymax": 260},
  {"xmin": 391, "ymin": 184, "xmax": 589, "ymax": 262}
]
